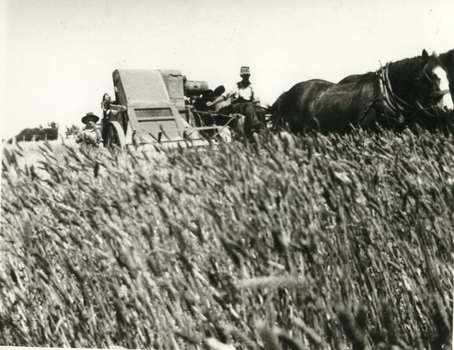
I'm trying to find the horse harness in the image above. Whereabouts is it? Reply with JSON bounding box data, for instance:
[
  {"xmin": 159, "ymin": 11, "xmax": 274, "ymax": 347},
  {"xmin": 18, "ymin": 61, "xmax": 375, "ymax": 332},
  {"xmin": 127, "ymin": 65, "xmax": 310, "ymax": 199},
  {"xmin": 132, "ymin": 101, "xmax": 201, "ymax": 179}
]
[{"xmin": 370, "ymin": 63, "xmax": 450, "ymax": 123}]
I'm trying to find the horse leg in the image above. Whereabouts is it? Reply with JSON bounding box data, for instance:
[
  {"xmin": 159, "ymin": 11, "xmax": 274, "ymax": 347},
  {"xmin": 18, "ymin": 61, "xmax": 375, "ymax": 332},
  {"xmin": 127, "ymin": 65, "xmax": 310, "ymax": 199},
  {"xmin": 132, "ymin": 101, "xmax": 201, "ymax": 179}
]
[
  {"xmin": 306, "ymin": 117, "xmax": 320, "ymax": 133},
  {"xmin": 361, "ymin": 110, "xmax": 379, "ymax": 131}
]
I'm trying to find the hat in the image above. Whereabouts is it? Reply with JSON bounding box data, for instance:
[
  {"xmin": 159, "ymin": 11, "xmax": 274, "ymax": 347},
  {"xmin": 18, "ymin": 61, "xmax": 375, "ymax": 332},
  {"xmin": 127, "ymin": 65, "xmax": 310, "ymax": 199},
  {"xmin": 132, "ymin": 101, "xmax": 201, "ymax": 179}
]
[
  {"xmin": 82, "ymin": 112, "xmax": 100, "ymax": 124},
  {"xmin": 240, "ymin": 66, "xmax": 250, "ymax": 76}
]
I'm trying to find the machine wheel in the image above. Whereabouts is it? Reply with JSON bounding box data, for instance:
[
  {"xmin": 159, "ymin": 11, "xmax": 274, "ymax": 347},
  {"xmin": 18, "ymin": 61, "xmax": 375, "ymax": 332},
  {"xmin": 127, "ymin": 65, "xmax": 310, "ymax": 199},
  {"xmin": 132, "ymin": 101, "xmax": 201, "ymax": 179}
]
[{"xmin": 105, "ymin": 121, "xmax": 126, "ymax": 149}]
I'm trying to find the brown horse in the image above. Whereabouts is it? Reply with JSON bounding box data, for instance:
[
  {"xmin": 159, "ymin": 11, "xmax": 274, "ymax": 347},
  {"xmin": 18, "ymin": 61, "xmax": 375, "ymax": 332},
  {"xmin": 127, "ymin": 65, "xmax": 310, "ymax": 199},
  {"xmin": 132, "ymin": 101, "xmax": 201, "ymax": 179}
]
[{"xmin": 269, "ymin": 50, "xmax": 453, "ymax": 135}]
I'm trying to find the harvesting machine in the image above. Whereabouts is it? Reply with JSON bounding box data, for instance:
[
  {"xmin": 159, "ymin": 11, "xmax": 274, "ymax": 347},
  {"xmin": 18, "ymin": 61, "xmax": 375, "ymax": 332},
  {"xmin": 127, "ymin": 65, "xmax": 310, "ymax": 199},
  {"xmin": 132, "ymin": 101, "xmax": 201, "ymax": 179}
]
[{"xmin": 101, "ymin": 69, "xmax": 235, "ymax": 148}]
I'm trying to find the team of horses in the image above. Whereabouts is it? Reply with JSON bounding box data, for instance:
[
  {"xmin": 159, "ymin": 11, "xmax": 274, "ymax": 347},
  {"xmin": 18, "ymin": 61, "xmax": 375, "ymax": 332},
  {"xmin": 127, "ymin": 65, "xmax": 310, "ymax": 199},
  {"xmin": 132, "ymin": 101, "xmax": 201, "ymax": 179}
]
[{"xmin": 268, "ymin": 49, "xmax": 453, "ymax": 135}]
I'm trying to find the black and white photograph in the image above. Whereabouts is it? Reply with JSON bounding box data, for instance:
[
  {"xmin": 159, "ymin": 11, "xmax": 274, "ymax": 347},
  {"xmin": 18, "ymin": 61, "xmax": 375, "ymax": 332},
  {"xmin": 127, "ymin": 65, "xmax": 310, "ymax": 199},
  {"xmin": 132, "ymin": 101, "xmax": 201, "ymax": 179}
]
[{"xmin": 1, "ymin": 0, "xmax": 453, "ymax": 349}]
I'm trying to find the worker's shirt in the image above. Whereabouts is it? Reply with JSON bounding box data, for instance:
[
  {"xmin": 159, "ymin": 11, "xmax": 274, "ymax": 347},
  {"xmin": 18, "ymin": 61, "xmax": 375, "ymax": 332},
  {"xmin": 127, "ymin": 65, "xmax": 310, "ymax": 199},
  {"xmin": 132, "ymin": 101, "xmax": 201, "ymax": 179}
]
[
  {"xmin": 81, "ymin": 126, "xmax": 102, "ymax": 144},
  {"xmin": 223, "ymin": 81, "xmax": 255, "ymax": 104}
]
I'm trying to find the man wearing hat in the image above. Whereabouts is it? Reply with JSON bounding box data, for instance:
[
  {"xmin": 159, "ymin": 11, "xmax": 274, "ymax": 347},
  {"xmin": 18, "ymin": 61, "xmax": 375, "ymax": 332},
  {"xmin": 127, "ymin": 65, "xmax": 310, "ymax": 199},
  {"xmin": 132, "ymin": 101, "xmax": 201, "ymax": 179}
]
[
  {"xmin": 76, "ymin": 112, "xmax": 103, "ymax": 147},
  {"xmin": 207, "ymin": 66, "xmax": 264, "ymax": 139}
]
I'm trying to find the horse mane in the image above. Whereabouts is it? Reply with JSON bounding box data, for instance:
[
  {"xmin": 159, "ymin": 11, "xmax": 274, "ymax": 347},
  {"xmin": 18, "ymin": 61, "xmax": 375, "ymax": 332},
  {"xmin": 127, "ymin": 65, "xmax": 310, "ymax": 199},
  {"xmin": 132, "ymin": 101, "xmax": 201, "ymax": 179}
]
[
  {"xmin": 338, "ymin": 72, "xmax": 376, "ymax": 85},
  {"xmin": 386, "ymin": 51, "xmax": 437, "ymax": 103},
  {"xmin": 439, "ymin": 49, "xmax": 454, "ymax": 80},
  {"xmin": 439, "ymin": 49, "xmax": 453, "ymax": 67}
]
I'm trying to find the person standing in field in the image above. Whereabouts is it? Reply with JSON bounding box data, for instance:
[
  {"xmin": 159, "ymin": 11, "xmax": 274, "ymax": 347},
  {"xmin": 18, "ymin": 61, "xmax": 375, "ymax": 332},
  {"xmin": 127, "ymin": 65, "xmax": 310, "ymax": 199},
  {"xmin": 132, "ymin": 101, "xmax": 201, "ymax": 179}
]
[
  {"xmin": 206, "ymin": 66, "xmax": 265, "ymax": 140},
  {"xmin": 76, "ymin": 112, "xmax": 103, "ymax": 147}
]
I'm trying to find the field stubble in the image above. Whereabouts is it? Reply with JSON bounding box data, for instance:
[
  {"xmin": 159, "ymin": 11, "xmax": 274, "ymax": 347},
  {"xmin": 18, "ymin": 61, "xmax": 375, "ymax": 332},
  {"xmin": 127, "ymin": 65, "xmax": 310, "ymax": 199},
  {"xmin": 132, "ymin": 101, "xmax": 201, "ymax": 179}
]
[{"xmin": 1, "ymin": 129, "xmax": 453, "ymax": 349}]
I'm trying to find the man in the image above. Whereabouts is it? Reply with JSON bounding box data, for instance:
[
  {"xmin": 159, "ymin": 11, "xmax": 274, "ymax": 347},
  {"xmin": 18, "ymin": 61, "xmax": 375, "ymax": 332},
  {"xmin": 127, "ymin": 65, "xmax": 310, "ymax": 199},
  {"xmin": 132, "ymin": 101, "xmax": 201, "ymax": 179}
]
[
  {"xmin": 76, "ymin": 112, "xmax": 103, "ymax": 147},
  {"xmin": 207, "ymin": 66, "xmax": 264, "ymax": 139},
  {"xmin": 101, "ymin": 93, "xmax": 127, "ymax": 119},
  {"xmin": 101, "ymin": 93, "xmax": 128, "ymax": 143},
  {"xmin": 101, "ymin": 93, "xmax": 127, "ymax": 126}
]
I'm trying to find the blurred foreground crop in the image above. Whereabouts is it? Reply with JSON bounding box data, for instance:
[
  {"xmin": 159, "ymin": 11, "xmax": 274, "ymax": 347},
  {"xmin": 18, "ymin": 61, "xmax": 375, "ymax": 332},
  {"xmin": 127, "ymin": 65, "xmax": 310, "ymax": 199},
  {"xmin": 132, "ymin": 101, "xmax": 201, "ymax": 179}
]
[{"xmin": 1, "ymin": 129, "xmax": 453, "ymax": 349}]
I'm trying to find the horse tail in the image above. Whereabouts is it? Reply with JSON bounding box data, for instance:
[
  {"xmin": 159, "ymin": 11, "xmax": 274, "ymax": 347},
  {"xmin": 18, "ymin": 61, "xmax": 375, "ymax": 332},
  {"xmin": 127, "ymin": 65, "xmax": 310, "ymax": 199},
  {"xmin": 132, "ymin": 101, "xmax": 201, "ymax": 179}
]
[
  {"xmin": 266, "ymin": 91, "xmax": 287, "ymax": 133},
  {"xmin": 264, "ymin": 103, "xmax": 278, "ymax": 131}
]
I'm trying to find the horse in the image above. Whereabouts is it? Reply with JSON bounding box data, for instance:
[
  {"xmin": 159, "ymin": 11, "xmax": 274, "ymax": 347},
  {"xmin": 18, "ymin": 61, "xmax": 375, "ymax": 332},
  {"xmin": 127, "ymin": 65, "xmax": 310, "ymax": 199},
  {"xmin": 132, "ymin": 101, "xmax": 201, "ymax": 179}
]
[{"xmin": 269, "ymin": 50, "xmax": 453, "ymax": 135}]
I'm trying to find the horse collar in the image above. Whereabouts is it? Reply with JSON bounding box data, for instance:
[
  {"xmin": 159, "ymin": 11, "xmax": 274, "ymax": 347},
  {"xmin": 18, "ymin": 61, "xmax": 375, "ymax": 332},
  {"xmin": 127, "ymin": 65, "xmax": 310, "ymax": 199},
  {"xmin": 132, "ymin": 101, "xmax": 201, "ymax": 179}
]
[{"xmin": 379, "ymin": 64, "xmax": 414, "ymax": 115}]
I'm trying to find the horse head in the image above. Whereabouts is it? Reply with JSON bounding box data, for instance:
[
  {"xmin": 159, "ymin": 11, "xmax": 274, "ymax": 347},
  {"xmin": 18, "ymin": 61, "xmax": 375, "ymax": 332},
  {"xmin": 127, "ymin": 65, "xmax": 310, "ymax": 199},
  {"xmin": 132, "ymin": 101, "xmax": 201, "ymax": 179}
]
[
  {"xmin": 385, "ymin": 50, "xmax": 453, "ymax": 120},
  {"xmin": 415, "ymin": 50, "xmax": 453, "ymax": 115}
]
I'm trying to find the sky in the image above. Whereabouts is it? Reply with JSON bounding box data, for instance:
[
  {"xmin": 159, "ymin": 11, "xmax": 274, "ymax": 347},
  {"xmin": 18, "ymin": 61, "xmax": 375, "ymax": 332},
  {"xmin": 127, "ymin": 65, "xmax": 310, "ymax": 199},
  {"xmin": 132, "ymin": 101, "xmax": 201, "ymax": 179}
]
[{"xmin": 1, "ymin": 0, "xmax": 453, "ymax": 140}]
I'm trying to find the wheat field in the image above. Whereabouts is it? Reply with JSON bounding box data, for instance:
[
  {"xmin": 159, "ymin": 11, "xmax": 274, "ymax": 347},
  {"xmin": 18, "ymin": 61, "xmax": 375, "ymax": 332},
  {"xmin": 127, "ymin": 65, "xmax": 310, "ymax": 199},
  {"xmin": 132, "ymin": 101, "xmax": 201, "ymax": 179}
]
[{"xmin": 1, "ymin": 129, "xmax": 453, "ymax": 349}]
